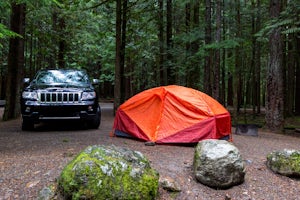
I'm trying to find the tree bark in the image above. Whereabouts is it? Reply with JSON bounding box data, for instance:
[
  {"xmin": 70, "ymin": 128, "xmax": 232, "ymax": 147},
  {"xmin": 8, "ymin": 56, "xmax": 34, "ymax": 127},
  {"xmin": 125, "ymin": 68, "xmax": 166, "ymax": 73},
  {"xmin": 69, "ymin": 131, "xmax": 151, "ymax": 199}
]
[
  {"xmin": 114, "ymin": 0, "xmax": 122, "ymax": 114},
  {"xmin": 114, "ymin": 0, "xmax": 127, "ymax": 114},
  {"xmin": 3, "ymin": 3, "xmax": 26, "ymax": 121},
  {"xmin": 233, "ymin": 0, "xmax": 242, "ymax": 123},
  {"xmin": 285, "ymin": 33, "xmax": 296, "ymax": 116},
  {"xmin": 121, "ymin": 0, "xmax": 127, "ymax": 101},
  {"xmin": 295, "ymin": 34, "xmax": 300, "ymax": 115},
  {"xmin": 212, "ymin": 0, "xmax": 221, "ymax": 101},
  {"xmin": 256, "ymin": 0, "xmax": 261, "ymax": 114},
  {"xmin": 227, "ymin": 72, "xmax": 233, "ymax": 106},
  {"xmin": 251, "ymin": 0, "xmax": 261, "ymax": 115},
  {"xmin": 166, "ymin": 0, "xmax": 174, "ymax": 84},
  {"xmin": 190, "ymin": 0, "xmax": 200, "ymax": 89},
  {"xmin": 158, "ymin": 0, "xmax": 165, "ymax": 86},
  {"xmin": 204, "ymin": 0, "xmax": 212, "ymax": 95},
  {"xmin": 265, "ymin": 0, "xmax": 284, "ymax": 132},
  {"xmin": 185, "ymin": 2, "xmax": 191, "ymax": 87},
  {"xmin": 57, "ymin": 14, "xmax": 66, "ymax": 68}
]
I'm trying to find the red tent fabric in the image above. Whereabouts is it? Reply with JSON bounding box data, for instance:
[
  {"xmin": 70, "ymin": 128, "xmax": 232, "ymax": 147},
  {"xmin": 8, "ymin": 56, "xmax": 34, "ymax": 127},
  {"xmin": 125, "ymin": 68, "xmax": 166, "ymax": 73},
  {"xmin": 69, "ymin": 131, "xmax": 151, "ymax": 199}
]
[{"xmin": 113, "ymin": 85, "xmax": 231, "ymax": 144}]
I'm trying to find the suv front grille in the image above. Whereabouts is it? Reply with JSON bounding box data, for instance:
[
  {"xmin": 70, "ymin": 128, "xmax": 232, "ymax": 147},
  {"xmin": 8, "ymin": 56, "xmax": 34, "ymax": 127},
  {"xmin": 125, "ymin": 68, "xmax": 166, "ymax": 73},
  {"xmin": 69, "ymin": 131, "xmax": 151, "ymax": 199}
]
[{"xmin": 38, "ymin": 92, "xmax": 81, "ymax": 103}]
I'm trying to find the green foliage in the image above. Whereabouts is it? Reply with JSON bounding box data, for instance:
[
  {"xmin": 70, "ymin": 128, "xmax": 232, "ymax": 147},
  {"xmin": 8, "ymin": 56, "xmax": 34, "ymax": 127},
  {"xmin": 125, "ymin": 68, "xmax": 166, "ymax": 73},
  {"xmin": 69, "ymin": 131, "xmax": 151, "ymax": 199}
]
[
  {"xmin": 280, "ymin": 1, "xmax": 300, "ymax": 34},
  {"xmin": 0, "ymin": 23, "xmax": 21, "ymax": 40},
  {"xmin": 256, "ymin": 1, "xmax": 300, "ymax": 40},
  {"xmin": 282, "ymin": 27, "xmax": 300, "ymax": 35},
  {"xmin": 204, "ymin": 39, "xmax": 240, "ymax": 50},
  {"xmin": 0, "ymin": 1, "xmax": 19, "ymax": 47},
  {"xmin": 21, "ymin": 0, "xmax": 117, "ymax": 79},
  {"xmin": 285, "ymin": 116, "xmax": 300, "ymax": 130}
]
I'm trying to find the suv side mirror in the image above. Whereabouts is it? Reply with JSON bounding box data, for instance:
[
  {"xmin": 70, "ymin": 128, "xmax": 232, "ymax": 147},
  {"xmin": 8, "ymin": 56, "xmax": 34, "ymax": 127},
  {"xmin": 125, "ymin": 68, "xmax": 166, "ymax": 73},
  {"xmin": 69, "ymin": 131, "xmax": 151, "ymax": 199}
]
[
  {"xmin": 24, "ymin": 78, "xmax": 30, "ymax": 84},
  {"xmin": 92, "ymin": 79, "xmax": 99, "ymax": 85},
  {"xmin": 23, "ymin": 78, "xmax": 30, "ymax": 83}
]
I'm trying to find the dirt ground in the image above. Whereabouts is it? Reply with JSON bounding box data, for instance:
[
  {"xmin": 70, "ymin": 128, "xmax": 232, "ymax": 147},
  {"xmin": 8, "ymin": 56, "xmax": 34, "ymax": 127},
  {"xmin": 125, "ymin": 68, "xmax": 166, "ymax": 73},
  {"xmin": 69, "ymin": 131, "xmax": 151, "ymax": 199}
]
[{"xmin": 0, "ymin": 103, "xmax": 300, "ymax": 200}]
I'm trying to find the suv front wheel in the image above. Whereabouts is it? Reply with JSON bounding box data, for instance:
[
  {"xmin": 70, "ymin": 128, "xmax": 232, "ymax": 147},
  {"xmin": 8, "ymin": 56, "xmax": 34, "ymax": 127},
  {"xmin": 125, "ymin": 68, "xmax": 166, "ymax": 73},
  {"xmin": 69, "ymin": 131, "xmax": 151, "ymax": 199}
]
[{"xmin": 89, "ymin": 108, "xmax": 101, "ymax": 129}]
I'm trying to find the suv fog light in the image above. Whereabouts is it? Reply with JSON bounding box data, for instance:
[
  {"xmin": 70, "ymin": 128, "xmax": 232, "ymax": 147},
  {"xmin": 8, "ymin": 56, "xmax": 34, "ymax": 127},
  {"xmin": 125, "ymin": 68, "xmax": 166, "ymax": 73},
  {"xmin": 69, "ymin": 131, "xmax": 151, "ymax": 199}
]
[
  {"xmin": 88, "ymin": 106, "xmax": 93, "ymax": 112},
  {"xmin": 25, "ymin": 107, "xmax": 31, "ymax": 112}
]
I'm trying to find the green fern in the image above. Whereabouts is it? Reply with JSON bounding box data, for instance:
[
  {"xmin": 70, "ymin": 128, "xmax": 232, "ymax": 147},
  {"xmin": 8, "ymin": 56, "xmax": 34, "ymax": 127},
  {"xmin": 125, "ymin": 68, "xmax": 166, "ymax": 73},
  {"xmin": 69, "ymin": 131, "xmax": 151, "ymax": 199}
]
[
  {"xmin": 0, "ymin": 23, "xmax": 21, "ymax": 39},
  {"xmin": 282, "ymin": 27, "xmax": 300, "ymax": 34}
]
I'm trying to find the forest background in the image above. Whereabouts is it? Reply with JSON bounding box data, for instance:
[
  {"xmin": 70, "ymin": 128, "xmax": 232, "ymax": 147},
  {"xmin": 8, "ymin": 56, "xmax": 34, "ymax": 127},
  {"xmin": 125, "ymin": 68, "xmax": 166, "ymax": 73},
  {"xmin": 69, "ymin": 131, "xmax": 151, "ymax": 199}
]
[{"xmin": 0, "ymin": 0, "xmax": 299, "ymax": 132}]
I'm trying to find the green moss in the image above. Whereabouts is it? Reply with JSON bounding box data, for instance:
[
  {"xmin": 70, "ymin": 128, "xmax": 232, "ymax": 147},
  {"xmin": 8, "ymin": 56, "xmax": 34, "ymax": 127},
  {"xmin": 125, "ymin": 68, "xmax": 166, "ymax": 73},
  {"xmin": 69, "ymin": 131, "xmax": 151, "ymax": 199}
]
[
  {"xmin": 193, "ymin": 144, "xmax": 203, "ymax": 172},
  {"xmin": 288, "ymin": 152, "xmax": 300, "ymax": 172},
  {"xmin": 58, "ymin": 145, "xmax": 159, "ymax": 200},
  {"xmin": 267, "ymin": 150, "xmax": 300, "ymax": 176}
]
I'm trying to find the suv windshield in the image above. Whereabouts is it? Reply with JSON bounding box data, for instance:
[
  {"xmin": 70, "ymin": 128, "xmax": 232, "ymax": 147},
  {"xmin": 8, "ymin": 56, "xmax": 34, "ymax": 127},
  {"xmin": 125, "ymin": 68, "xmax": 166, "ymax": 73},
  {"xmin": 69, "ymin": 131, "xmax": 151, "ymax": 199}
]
[{"xmin": 34, "ymin": 70, "xmax": 90, "ymax": 85}]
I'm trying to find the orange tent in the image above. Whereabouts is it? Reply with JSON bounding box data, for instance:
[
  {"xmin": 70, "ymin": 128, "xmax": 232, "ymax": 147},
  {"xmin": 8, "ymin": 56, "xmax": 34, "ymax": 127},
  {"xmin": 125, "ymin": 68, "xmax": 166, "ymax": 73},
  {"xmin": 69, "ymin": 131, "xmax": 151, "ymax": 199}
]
[{"xmin": 113, "ymin": 85, "xmax": 231, "ymax": 144}]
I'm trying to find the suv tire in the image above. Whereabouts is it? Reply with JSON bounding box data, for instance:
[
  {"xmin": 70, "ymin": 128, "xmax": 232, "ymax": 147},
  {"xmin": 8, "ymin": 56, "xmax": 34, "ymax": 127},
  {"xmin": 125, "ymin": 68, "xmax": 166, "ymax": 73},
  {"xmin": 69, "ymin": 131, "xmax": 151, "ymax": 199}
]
[
  {"xmin": 89, "ymin": 109, "xmax": 101, "ymax": 129},
  {"xmin": 22, "ymin": 120, "xmax": 34, "ymax": 131}
]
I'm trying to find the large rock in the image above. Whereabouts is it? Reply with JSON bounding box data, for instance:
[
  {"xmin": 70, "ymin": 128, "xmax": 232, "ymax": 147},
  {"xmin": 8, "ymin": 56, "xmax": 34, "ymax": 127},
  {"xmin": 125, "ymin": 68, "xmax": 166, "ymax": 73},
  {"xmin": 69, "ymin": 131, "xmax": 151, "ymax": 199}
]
[
  {"xmin": 267, "ymin": 149, "xmax": 300, "ymax": 177},
  {"xmin": 193, "ymin": 139, "xmax": 245, "ymax": 189},
  {"xmin": 58, "ymin": 145, "xmax": 159, "ymax": 200}
]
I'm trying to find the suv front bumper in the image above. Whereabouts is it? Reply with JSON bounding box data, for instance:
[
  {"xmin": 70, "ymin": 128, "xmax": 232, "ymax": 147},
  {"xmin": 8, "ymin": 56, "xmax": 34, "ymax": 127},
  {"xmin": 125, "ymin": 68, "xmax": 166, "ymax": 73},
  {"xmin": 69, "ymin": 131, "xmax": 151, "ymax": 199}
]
[{"xmin": 21, "ymin": 100, "xmax": 99, "ymax": 123}]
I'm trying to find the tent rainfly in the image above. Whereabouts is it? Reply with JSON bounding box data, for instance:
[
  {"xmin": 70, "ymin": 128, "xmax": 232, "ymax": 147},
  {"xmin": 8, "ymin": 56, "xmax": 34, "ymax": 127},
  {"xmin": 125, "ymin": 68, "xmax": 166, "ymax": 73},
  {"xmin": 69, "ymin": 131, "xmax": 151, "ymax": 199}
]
[{"xmin": 112, "ymin": 85, "xmax": 232, "ymax": 144}]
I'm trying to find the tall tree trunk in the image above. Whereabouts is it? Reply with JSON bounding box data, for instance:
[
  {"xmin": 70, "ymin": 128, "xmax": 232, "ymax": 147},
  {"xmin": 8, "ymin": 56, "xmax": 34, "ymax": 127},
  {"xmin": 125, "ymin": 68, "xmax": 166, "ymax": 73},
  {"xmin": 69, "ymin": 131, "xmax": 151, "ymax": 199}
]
[
  {"xmin": 114, "ymin": 0, "xmax": 127, "ymax": 114},
  {"xmin": 191, "ymin": 0, "xmax": 200, "ymax": 89},
  {"xmin": 227, "ymin": 72, "xmax": 233, "ymax": 106},
  {"xmin": 265, "ymin": 0, "xmax": 284, "ymax": 132},
  {"xmin": 3, "ymin": 3, "xmax": 26, "ymax": 121},
  {"xmin": 256, "ymin": 0, "xmax": 261, "ymax": 114},
  {"xmin": 251, "ymin": 0, "xmax": 256, "ymax": 114},
  {"xmin": 125, "ymin": 55, "xmax": 132, "ymax": 99},
  {"xmin": 233, "ymin": 0, "xmax": 242, "ymax": 123},
  {"xmin": 221, "ymin": 2, "xmax": 226, "ymax": 106},
  {"xmin": 285, "ymin": 33, "xmax": 296, "ymax": 117},
  {"xmin": 114, "ymin": 0, "xmax": 122, "ymax": 114},
  {"xmin": 295, "ymin": 34, "xmax": 300, "ymax": 115},
  {"xmin": 283, "ymin": 0, "xmax": 296, "ymax": 116},
  {"xmin": 51, "ymin": 10, "xmax": 58, "ymax": 69},
  {"xmin": 251, "ymin": 0, "xmax": 261, "ymax": 115},
  {"xmin": 28, "ymin": 28, "xmax": 34, "ymax": 78},
  {"xmin": 204, "ymin": 0, "xmax": 212, "ymax": 95},
  {"xmin": 121, "ymin": 0, "xmax": 127, "ymax": 101},
  {"xmin": 213, "ymin": 0, "xmax": 221, "ymax": 101},
  {"xmin": 158, "ymin": 0, "xmax": 165, "ymax": 86},
  {"xmin": 166, "ymin": 0, "xmax": 174, "ymax": 84},
  {"xmin": 0, "ymin": 21, "xmax": 5, "ymax": 99},
  {"xmin": 58, "ymin": 16, "xmax": 66, "ymax": 68},
  {"xmin": 185, "ymin": 2, "xmax": 191, "ymax": 87}
]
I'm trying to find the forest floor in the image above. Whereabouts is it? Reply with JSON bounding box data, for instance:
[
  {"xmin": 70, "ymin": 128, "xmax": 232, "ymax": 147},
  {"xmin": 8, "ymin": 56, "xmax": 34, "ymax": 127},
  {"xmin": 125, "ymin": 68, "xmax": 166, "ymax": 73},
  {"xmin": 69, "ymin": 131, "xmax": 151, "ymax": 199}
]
[{"xmin": 0, "ymin": 103, "xmax": 300, "ymax": 200}]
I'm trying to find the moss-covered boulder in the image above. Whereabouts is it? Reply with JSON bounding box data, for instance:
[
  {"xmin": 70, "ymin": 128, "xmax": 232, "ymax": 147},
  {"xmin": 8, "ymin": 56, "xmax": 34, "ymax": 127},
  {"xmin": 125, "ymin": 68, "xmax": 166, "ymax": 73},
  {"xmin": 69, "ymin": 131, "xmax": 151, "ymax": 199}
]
[
  {"xmin": 267, "ymin": 149, "xmax": 300, "ymax": 177},
  {"xmin": 58, "ymin": 145, "xmax": 159, "ymax": 200}
]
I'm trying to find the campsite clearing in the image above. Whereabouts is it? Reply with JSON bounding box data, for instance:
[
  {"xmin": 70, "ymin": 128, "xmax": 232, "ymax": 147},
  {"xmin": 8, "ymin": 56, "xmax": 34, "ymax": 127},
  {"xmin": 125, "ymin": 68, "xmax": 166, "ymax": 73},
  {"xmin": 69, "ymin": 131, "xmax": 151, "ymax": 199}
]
[{"xmin": 0, "ymin": 103, "xmax": 300, "ymax": 200}]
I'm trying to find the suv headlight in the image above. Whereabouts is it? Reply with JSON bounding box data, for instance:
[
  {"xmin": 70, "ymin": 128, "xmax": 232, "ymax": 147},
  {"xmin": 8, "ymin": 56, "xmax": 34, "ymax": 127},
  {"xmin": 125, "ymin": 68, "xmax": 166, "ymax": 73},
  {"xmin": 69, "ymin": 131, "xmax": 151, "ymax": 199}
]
[
  {"xmin": 22, "ymin": 91, "xmax": 38, "ymax": 100},
  {"xmin": 81, "ymin": 92, "xmax": 96, "ymax": 100}
]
